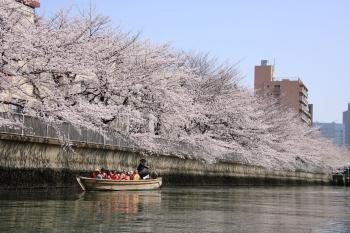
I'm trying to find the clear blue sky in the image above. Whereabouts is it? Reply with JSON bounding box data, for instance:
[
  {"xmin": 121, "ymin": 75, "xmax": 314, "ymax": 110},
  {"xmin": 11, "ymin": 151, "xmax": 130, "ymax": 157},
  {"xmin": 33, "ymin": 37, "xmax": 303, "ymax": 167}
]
[{"xmin": 38, "ymin": 0, "xmax": 350, "ymax": 123}]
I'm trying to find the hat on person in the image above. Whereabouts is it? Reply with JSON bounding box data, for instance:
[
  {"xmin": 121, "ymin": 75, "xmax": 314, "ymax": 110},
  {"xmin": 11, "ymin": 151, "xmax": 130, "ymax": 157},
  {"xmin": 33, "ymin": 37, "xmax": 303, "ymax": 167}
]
[{"xmin": 95, "ymin": 168, "xmax": 100, "ymax": 172}]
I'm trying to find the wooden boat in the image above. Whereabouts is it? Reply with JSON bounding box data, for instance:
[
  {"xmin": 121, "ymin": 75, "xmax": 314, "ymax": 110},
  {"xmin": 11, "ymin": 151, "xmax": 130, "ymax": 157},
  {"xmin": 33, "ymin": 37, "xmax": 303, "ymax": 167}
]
[{"xmin": 76, "ymin": 176, "xmax": 162, "ymax": 191}]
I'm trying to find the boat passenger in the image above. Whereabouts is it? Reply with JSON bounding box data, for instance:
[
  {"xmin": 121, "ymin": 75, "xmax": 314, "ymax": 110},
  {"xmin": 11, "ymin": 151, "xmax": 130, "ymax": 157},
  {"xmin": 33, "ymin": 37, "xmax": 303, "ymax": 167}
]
[
  {"xmin": 96, "ymin": 171, "xmax": 103, "ymax": 180},
  {"xmin": 111, "ymin": 171, "xmax": 117, "ymax": 180},
  {"xmin": 102, "ymin": 171, "xmax": 108, "ymax": 179},
  {"xmin": 120, "ymin": 171, "xmax": 126, "ymax": 180},
  {"xmin": 100, "ymin": 167, "xmax": 109, "ymax": 179},
  {"xmin": 107, "ymin": 171, "xmax": 112, "ymax": 179},
  {"xmin": 137, "ymin": 158, "xmax": 150, "ymax": 179},
  {"xmin": 133, "ymin": 170, "xmax": 140, "ymax": 181},
  {"xmin": 115, "ymin": 173, "xmax": 121, "ymax": 180},
  {"xmin": 91, "ymin": 168, "xmax": 100, "ymax": 178}
]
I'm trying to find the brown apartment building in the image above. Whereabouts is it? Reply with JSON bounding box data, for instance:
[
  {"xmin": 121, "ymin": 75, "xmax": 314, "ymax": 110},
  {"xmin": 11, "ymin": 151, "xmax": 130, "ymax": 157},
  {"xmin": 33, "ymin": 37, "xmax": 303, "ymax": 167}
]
[
  {"xmin": 15, "ymin": 0, "xmax": 40, "ymax": 8},
  {"xmin": 254, "ymin": 60, "xmax": 313, "ymax": 125}
]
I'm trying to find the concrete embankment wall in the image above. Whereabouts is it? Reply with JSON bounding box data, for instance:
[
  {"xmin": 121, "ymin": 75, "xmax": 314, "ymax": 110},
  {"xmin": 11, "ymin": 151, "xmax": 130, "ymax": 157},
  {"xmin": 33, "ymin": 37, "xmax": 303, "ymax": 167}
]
[{"xmin": 0, "ymin": 134, "xmax": 331, "ymax": 188}]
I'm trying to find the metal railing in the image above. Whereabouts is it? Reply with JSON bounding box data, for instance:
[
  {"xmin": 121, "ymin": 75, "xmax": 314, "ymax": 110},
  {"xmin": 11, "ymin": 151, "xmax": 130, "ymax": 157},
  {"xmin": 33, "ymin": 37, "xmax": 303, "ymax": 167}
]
[
  {"xmin": 0, "ymin": 113, "xmax": 137, "ymax": 149},
  {"xmin": 0, "ymin": 113, "xmax": 207, "ymax": 158}
]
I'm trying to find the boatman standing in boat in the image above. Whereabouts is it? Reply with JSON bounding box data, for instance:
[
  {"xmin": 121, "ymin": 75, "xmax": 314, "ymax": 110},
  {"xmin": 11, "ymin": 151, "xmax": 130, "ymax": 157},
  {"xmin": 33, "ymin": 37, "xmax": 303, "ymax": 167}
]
[{"xmin": 137, "ymin": 158, "xmax": 150, "ymax": 179}]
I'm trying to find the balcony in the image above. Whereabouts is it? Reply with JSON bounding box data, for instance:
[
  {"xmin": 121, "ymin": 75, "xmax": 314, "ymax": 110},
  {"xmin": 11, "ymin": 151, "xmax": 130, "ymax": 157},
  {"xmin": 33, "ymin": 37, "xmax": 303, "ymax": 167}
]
[
  {"xmin": 301, "ymin": 114, "xmax": 311, "ymax": 125},
  {"xmin": 300, "ymin": 86, "xmax": 308, "ymax": 98},
  {"xmin": 299, "ymin": 95, "xmax": 308, "ymax": 106},
  {"xmin": 300, "ymin": 105, "xmax": 311, "ymax": 116}
]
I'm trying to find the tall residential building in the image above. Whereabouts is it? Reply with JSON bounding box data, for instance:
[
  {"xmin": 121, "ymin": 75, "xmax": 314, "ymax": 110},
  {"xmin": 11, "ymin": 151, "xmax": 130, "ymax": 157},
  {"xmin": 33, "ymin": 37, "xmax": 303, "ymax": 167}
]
[
  {"xmin": 254, "ymin": 60, "xmax": 313, "ymax": 125},
  {"xmin": 343, "ymin": 103, "xmax": 350, "ymax": 148},
  {"xmin": 314, "ymin": 122, "xmax": 344, "ymax": 147},
  {"xmin": 17, "ymin": 0, "xmax": 40, "ymax": 8}
]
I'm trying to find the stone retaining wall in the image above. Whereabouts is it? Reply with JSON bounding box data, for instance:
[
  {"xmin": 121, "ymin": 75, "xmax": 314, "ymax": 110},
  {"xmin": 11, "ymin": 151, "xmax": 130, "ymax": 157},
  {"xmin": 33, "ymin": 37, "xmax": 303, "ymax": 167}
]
[{"xmin": 0, "ymin": 133, "xmax": 331, "ymax": 188}]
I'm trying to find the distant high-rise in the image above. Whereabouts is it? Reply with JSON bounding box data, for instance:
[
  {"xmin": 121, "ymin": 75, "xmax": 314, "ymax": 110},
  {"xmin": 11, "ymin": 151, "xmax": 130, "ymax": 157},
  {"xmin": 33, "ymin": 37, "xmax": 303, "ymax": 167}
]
[
  {"xmin": 343, "ymin": 103, "xmax": 350, "ymax": 148},
  {"xmin": 254, "ymin": 60, "xmax": 313, "ymax": 125},
  {"xmin": 314, "ymin": 122, "xmax": 344, "ymax": 147}
]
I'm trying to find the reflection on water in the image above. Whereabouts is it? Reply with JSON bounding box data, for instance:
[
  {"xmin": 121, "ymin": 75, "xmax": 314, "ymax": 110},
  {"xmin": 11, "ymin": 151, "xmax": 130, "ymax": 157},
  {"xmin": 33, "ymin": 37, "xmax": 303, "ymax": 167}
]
[
  {"xmin": 0, "ymin": 190, "xmax": 162, "ymax": 233},
  {"xmin": 81, "ymin": 191, "xmax": 162, "ymax": 215},
  {"xmin": 0, "ymin": 186, "xmax": 349, "ymax": 233}
]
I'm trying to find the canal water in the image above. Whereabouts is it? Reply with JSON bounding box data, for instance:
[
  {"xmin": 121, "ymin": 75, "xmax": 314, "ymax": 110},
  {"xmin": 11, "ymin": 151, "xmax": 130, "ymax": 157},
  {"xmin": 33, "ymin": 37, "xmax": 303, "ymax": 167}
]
[{"xmin": 0, "ymin": 186, "xmax": 349, "ymax": 233}]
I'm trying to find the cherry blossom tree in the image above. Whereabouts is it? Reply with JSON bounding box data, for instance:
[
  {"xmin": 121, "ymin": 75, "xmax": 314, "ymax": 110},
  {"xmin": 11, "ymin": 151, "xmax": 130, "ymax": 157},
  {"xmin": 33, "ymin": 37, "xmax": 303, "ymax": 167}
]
[{"xmin": 0, "ymin": 5, "xmax": 349, "ymax": 172}]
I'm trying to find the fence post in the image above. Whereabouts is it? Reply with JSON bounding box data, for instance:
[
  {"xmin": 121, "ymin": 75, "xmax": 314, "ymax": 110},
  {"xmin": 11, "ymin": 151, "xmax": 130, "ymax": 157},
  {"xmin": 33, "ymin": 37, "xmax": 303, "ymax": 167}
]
[
  {"xmin": 21, "ymin": 114, "xmax": 24, "ymax": 136},
  {"xmin": 103, "ymin": 128, "xmax": 105, "ymax": 145},
  {"xmin": 46, "ymin": 122, "xmax": 49, "ymax": 138},
  {"xmin": 68, "ymin": 123, "xmax": 70, "ymax": 141}
]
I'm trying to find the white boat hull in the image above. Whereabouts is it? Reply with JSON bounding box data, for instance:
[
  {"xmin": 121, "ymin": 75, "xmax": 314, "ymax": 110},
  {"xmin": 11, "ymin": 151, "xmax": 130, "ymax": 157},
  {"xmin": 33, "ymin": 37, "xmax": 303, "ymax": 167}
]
[{"xmin": 76, "ymin": 176, "xmax": 162, "ymax": 191}]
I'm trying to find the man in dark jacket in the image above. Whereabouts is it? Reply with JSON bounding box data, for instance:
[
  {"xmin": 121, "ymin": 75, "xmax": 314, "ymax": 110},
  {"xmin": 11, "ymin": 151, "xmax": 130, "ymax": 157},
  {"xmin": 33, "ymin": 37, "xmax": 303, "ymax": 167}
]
[{"xmin": 137, "ymin": 158, "xmax": 150, "ymax": 179}]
